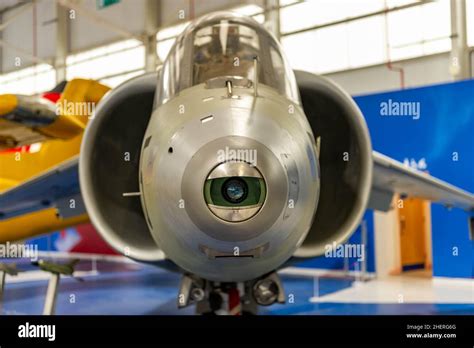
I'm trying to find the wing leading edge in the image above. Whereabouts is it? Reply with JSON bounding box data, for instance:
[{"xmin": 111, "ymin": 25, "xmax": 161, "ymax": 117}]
[
  {"xmin": 369, "ymin": 151, "xmax": 474, "ymax": 212},
  {"xmin": 0, "ymin": 156, "xmax": 84, "ymax": 221}
]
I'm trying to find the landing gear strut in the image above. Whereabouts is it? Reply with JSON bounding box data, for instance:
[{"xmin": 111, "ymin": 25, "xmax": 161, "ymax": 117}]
[{"xmin": 178, "ymin": 272, "xmax": 285, "ymax": 315}]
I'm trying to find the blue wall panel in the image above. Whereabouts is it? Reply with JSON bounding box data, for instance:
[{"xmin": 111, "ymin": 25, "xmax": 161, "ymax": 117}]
[
  {"xmin": 300, "ymin": 79, "xmax": 473, "ymax": 279},
  {"xmin": 430, "ymin": 206, "xmax": 473, "ymax": 278},
  {"xmin": 356, "ymin": 79, "xmax": 474, "ymax": 279}
]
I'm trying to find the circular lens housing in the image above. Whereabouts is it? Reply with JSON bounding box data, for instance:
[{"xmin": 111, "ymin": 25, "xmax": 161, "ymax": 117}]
[{"xmin": 222, "ymin": 177, "xmax": 248, "ymax": 204}]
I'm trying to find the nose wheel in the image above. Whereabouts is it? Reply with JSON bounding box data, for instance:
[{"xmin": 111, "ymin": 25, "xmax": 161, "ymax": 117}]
[{"xmin": 177, "ymin": 272, "xmax": 285, "ymax": 315}]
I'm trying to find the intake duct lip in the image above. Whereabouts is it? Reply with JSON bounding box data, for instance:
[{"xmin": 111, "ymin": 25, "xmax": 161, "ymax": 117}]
[
  {"xmin": 79, "ymin": 73, "xmax": 163, "ymax": 262},
  {"xmin": 293, "ymin": 70, "xmax": 373, "ymax": 258}
]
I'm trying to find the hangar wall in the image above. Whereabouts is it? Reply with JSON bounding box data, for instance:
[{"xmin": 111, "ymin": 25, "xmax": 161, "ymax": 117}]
[
  {"xmin": 2, "ymin": 0, "xmax": 56, "ymax": 71},
  {"xmin": 326, "ymin": 53, "xmax": 452, "ymax": 96},
  {"xmin": 356, "ymin": 79, "xmax": 474, "ymax": 279},
  {"xmin": 69, "ymin": 0, "xmax": 147, "ymax": 52},
  {"xmin": 301, "ymin": 79, "xmax": 474, "ymax": 280}
]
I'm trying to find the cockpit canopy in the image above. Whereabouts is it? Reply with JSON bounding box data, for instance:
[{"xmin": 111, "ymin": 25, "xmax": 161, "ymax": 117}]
[{"xmin": 155, "ymin": 12, "xmax": 300, "ymax": 105}]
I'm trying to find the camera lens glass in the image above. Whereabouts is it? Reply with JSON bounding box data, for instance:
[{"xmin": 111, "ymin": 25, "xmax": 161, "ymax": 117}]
[{"xmin": 221, "ymin": 177, "xmax": 248, "ymax": 204}]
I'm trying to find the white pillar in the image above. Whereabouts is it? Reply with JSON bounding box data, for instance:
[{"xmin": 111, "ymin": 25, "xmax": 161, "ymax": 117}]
[
  {"xmin": 43, "ymin": 273, "xmax": 60, "ymax": 315},
  {"xmin": 55, "ymin": 4, "xmax": 69, "ymax": 83},
  {"xmin": 264, "ymin": 0, "xmax": 281, "ymax": 41},
  {"xmin": 449, "ymin": 0, "xmax": 470, "ymax": 80},
  {"xmin": 0, "ymin": 271, "xmax": 6, "ymax": 313},
  {"xmin": 144, "ymin": 0, "xmax": 161, "ymax": 72}
]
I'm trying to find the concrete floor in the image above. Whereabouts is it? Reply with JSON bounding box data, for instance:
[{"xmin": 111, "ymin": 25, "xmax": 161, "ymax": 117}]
[{"xmin": 1, "ymin": 259, "xmax": 473, "ymax": 315}]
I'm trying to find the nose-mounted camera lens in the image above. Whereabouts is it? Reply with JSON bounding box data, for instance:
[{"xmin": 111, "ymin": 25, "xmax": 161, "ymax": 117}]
[
  {"xmin": 222, "ymin": 177, "xmax": 248, "ymax": 204},
  {"xmin": 204, "ymin": 162, "xmax": 266, "ymax": 222}
]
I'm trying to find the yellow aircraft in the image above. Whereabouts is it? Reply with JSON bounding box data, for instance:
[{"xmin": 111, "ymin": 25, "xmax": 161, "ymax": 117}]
[{"xmin": 0, "ymin": 79, "xmax": 110, "ymax": 243}]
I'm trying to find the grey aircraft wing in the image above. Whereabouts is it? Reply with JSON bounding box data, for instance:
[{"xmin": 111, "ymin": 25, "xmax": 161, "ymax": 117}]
[{"xmin": 368, "ymin": 151, "xmax": 474, "ymax": 212}]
